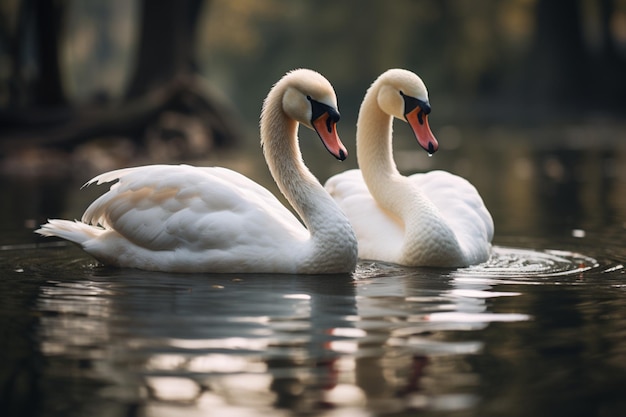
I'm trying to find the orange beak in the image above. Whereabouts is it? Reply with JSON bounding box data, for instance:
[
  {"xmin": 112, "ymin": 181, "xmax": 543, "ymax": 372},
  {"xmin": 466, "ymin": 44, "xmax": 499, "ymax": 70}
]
[
  {"xmin": 312, "ymin": 113, "xmax": 348, "ymax": 161},
  {"xmin": 405, "ymin": 107, "xmax": 439, "ymax": 154}
]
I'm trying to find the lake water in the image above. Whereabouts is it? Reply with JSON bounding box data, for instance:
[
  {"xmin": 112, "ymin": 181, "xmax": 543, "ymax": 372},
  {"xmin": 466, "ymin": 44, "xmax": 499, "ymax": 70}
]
[{"xmin": 1, "ymin": 124, "xmax": 625, "ymax": 417}]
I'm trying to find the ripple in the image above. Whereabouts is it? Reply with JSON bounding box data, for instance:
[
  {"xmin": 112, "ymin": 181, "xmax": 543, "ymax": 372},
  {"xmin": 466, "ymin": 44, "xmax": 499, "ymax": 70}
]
[
  {"xmin": 456, "ymin": 246, "xmax": 598, "ymax": 279},
  {"xmin": 1, "ymin": 243, "xmax": 97, "ymax": 277}
]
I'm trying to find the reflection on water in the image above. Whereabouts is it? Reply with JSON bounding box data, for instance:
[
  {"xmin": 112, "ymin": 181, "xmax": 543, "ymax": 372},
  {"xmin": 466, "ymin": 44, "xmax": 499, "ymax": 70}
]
[
  {"xmin": 1, "ymin": 126, "xmax": 626, "ymax": 416},
  {"xmin": 1, "ymin": 241, "xmax": 624, "ymax": 417}
]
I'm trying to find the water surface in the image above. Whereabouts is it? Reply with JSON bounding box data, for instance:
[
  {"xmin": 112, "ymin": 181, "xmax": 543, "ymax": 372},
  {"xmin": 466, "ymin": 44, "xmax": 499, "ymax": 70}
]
[{"xmin": 1, "ymin": 126, "xmax": 625, "ymax": 417}]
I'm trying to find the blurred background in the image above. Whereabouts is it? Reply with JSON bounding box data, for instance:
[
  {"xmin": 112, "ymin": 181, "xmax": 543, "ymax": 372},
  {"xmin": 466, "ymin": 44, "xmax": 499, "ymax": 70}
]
[
  {"xmin": 0, "ymin": 0, "xmax": 625, "ymax": 237},
  {"xmin": 2, "ymin": 4, "xmax": 626, "ymax": 416}
]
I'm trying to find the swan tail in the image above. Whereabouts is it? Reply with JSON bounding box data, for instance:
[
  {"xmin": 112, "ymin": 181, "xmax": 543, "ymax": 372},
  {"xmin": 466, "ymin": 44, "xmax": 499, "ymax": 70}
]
[{"xmin": 35, "ymin": 219, "xmax": 104, "ymax": 245}]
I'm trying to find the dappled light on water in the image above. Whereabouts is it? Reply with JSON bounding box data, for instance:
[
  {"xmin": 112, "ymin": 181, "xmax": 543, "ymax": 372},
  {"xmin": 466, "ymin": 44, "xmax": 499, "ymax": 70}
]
[{"xmin": 1, "ymin": 237, "xmax": 623, "ymax": 416}]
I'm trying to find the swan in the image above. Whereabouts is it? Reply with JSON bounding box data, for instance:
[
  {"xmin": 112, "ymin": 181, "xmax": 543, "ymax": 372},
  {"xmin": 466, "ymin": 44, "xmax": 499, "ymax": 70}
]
[
  {"xmin": 36, "ymin": 69, "xmax": 358, "ymax": 274},
  {"xmin": 325, "ymin": 69, "xmax": 493, "ymax": 267}
]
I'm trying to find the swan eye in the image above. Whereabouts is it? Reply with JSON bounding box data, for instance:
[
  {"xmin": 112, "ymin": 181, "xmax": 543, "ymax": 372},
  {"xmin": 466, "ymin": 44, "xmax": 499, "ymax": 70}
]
[
  {"xmin": 309, "ymin": 98, "xmax": 340, "ymax": 131},
  {"xmin": 306, "ymin": 95, "xmax": 312, "ymax": 101},
  {"xmin": 402, "ymin": 94, "xmax": 431, "ymax": 124}
]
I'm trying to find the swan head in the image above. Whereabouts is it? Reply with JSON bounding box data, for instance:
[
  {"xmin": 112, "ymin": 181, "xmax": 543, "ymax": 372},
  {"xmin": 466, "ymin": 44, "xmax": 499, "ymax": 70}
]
[
  {"xmin": 375, "ymin": 69, "xmax": 439, "ymax": 154},
  {"xmin": 280, "ymin": 69, "xmax": 348, "ymax": 161}
]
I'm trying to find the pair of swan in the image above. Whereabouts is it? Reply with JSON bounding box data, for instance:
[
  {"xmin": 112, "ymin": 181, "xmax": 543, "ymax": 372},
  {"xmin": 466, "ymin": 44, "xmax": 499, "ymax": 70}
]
[{"xmin": 37, "ymin": 69, "xmax": 493, "ymax": 273}]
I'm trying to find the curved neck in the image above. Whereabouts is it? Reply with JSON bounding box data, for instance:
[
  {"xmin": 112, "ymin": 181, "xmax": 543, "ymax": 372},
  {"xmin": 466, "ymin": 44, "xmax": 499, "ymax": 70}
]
[
  {"xmin": 356, "ymin": 82, "xmax": 409, "ymax": 215},
  {"xmin": 356, "ymin": 84, "xmax": 401, "ymax": 189},
  {"xmin": 356, "ymin": 81, "xmax": 462, "ymax": 263},
  {"xmin": 260, "ymin": 83, "xmax": 357, "ymax": 271},
  {"xmin": 261, "ymin": 87, "xmax": 334, "ymax": 233}
]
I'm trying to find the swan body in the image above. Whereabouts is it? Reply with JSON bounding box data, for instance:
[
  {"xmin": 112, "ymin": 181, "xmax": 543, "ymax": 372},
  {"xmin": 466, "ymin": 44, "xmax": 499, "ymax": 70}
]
[
  {"xmin": 325, "ymin": 69, "xmax": 493, "ymax": 267},
  {"xmin": 37, "ymin": 69, "xmax": 358, "ymax": 274}
]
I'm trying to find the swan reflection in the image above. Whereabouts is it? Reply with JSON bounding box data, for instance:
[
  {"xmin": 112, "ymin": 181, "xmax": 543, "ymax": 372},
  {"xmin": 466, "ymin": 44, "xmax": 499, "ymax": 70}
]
[{"xmin": 32, "ymin": 250, "xmax": 590, "ymax": 415}]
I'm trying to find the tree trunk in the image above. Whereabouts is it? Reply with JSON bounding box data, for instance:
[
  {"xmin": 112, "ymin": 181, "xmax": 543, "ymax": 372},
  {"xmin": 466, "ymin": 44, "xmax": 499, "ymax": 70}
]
[
  {"xmin": 0, "ymin": 0, "xmax": 239, "ymax": 154},
  {"xmin": 126, "ymin": 0, "xmax": 204, "ymax": 98}
]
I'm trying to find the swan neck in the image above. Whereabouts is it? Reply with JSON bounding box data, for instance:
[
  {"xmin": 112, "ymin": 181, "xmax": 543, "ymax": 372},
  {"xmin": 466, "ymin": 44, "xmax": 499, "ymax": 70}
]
[
  {"xmin": 356, "ymin": 81, "xmax": 408, "ymax": 212},
  {"xmin": 357, "ymin": 83, "xmax": 402, "ymax": 188},
  {"xmin": 260, "ymin": 84, "xmax": 352, "ymax": 240},
  {"xmin": 356, "ymin": 78, "xmax": 461, "ymax": 263}
]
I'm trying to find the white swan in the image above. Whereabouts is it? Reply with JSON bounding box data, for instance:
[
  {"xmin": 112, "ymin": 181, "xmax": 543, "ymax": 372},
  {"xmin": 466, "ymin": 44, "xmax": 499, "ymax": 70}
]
[
  {"xmin": 325, "ymin": 69, "xmax": 493, "ymax": 267},
  {"xmin": 36, "ymin": 69, "xmax": 358, "ymax": 274}
]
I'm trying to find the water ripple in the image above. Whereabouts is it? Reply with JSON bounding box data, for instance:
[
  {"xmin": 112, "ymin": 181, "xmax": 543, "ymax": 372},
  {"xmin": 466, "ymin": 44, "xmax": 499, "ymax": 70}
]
[
  {"xmin": 2, "ymin": 237, "xmax": 624, "ymax": 417},
  {"xmin": 454, "ymin": 245, "xmax": 599, "ymax": 280}
]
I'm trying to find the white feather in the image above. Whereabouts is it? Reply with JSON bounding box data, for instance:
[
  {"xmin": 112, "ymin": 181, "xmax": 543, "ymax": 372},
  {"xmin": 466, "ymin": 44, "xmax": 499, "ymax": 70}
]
[
  {"xmin": 326, "ymin": 69, "xmax": 493, "ymax": 267},
  {"xmin": 37, "ymin": 70, "xmax": 358, "ymax": 274}
]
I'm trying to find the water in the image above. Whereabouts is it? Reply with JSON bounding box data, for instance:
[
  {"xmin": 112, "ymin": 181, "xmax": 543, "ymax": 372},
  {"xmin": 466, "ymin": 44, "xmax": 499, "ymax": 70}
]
[
  {"xmin": 1, "ymin": 125, "xmax": 625, "ymax": 416},
  {"xmin": 2, "ymin": 241, "xmax": 624, "ymax": 417}
]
